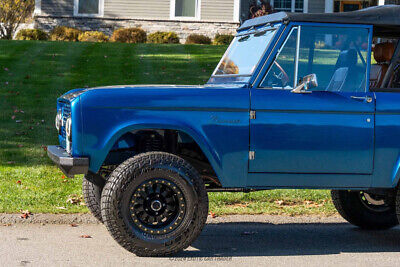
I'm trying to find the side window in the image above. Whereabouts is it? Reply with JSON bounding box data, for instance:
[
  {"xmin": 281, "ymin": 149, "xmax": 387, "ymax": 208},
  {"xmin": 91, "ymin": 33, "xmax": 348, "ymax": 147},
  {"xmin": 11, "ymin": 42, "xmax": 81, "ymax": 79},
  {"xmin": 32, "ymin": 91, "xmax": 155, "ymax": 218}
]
[
  {"xmin": 298, "ymin": 26, "xmax": 369, "ymax": 92},
  {"xmin": 260, "ymin": 27, "xmax": 298, "ymax": 89},
  {"xmin": 259, "ymin": 25, "xmax": 369, "ymax": 92}
]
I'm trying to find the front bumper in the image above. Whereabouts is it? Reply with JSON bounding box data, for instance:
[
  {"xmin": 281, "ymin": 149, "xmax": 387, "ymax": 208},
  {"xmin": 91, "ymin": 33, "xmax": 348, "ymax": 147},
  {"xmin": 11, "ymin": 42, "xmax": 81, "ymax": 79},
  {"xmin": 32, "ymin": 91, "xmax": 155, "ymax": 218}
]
[{"xmin": 47, "ymin": 145, "xmax": 89, "ymax": 177}]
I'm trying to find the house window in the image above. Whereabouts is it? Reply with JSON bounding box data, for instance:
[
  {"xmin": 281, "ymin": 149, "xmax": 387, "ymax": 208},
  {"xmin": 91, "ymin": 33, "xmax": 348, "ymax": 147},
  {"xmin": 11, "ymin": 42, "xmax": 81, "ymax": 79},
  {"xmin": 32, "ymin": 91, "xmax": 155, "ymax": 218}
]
[
  {"xmin": 274, "ymin": 0, "xmax": 291, "ymax": 11},
  {"xmin": 171, "ymin": 0, "xmax": 199, "ymax": 19},
  {"xmin": 74, "ymin": 0, "xmax": 104, "ymax": 16},
  {"xmin": 273, "ymin": 0, "xmax": 304, "ymax": 12}
]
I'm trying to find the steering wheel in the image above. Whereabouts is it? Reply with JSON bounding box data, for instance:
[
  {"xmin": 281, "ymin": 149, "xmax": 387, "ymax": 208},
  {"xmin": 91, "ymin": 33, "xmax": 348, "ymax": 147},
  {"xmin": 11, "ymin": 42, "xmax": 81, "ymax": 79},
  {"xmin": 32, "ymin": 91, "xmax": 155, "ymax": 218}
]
[{"xmin": 272, "ymin": 61, "xmax": 290, "ymax": 88}]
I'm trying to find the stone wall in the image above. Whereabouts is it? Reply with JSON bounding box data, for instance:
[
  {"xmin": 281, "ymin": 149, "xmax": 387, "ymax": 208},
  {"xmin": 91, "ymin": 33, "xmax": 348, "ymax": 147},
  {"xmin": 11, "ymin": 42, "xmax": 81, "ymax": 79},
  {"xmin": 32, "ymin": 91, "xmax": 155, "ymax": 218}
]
[{"xmin": 34, "ymin": 16, "xmax": 239, "ymax": 42}]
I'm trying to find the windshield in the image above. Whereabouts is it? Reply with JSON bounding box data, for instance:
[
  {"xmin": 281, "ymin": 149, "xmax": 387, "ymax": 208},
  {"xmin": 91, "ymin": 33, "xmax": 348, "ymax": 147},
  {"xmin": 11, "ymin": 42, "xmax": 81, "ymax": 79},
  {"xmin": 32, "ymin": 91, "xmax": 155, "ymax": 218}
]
[{"xmin": 213, "ymin": 26, "xmax": 278, "ymax": 76}]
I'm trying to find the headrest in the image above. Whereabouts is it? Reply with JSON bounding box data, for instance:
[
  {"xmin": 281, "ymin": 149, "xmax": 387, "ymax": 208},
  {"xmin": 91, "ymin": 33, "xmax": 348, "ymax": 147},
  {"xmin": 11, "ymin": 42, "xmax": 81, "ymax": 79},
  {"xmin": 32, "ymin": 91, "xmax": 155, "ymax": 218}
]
[
  {"xmin": 336, "ymin": 49, "xmax": 358, "ymax": 68},
  {"xmin": 374, "ymin": 42, "xmax": 395, "ymax": 63},
  {"xmin": 346, "ymin": 49, "xmax": 358, "ymax": 67}
]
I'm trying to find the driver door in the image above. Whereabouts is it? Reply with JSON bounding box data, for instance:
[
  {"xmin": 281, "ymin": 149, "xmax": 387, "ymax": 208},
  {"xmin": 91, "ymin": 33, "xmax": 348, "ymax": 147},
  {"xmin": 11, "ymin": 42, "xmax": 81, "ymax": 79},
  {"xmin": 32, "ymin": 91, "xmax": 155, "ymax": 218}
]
[{"xmin": 249, "ymin": 24, "xmax": 374, "ymax": 177}]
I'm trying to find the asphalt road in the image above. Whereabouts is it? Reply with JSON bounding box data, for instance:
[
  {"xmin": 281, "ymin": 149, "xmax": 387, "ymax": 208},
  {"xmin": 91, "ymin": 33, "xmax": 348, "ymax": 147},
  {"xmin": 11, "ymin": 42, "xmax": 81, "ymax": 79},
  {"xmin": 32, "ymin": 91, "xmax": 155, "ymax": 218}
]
[{"xmin": 1, "ymin": 215, "xmax": 400, "ymax": 267}]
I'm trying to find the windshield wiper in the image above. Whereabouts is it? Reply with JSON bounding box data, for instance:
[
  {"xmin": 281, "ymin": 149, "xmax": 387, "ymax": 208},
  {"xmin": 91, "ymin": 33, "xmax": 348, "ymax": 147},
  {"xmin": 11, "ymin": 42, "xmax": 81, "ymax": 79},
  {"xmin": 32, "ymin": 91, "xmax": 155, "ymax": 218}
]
[{"xmin": 238, "ymin": 35, "xmax": 250, "ymax": 42}]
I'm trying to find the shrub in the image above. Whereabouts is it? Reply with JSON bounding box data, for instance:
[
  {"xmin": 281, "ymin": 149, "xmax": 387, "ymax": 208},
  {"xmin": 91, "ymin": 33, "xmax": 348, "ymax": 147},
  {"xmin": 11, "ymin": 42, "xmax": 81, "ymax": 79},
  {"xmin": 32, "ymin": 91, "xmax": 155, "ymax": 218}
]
[
  {"xmin": 185, "ymin": 34, "xmax": 211, "ymax": 45},
  {"xmin": 15, "ymin": 29, "xmax": 49, "ymax": 41},
  {"xmin": 147, "ymin": 31, "xmax": 180, "ymax": 44},
  {"xmin": 78, "ymin": 31, "xmax": 109, "ymax": 42},
  {"xmin": 50, "ymin": 26, "xmax": 82, "ymax": 42},
  {"xmin": 0, "ymin": 0, "xmax": 34, "ymax": 39},
  {"xmin": 213, "ymin": 34, "xmax": 234, "ymax": 45},
  {"xmin": 110, "ymin": 28, "xmax": 147, "ymax": 43}
]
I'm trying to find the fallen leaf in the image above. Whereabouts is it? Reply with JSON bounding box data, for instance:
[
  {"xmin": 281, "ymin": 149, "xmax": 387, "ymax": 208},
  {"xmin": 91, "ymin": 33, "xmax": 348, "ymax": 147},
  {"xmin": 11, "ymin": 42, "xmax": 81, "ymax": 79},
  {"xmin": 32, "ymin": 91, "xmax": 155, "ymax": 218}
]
[
  {"xmin": 3, "ymin": 223, "xmax": 12, "ymax": 227},
  {"xmin": 70, "ymin": 223, "xmax": 78, "ymax": 227},
  {"xmin": 209, "ymin": 211, "xmax": 217, "ymax": 218},
  {"xmin": 274, "ymin": 200, "xmax": 298, "ymax": 206},
  {"xmin": 16, "ymin": 180, "xmax": 21, "ymax": 185},
  {"xmin": 66, "ymin": 194, "xmax": 83, "ymax": 205},
  {"xmin": 80, "ymin": 235, "xmax": 92, "ymax": 238},
  {"xmin": 20, "ymin": 210, "xmax": 31, "ymax": 219}
]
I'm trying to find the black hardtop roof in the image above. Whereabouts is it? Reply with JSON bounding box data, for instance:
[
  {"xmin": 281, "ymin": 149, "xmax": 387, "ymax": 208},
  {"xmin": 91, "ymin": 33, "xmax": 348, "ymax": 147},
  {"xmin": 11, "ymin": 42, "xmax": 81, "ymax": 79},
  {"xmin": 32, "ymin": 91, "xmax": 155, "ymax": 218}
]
[{"xmin": 238, "ymin": 5, "xmax": 400, "ymax": 35}]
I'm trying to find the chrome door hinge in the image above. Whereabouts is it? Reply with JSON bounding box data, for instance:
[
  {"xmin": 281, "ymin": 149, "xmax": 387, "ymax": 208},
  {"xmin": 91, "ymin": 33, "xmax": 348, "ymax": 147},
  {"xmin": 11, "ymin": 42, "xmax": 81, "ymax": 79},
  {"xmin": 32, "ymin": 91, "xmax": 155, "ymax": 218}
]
[
  {"xmin": 249, "ymin": 151, "xmax": 255, "ymax": 160},
  {"xmin": 250, "ymin": 110, "xmax": 256, "ymax": 120}
]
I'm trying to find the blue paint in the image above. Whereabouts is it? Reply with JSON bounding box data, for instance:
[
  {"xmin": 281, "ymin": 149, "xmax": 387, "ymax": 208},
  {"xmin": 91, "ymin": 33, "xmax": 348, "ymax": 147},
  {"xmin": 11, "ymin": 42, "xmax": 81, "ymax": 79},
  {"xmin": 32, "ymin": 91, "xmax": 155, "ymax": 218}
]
[{"xmin": 52, "ymin": 18, "xmax": 400, "ymax": 190}]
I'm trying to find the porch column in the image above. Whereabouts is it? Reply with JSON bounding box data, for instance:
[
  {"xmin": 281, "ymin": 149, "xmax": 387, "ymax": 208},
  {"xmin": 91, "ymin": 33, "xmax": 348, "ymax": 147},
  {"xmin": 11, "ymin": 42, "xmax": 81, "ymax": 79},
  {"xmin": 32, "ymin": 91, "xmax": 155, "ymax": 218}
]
[
  {"xmin": 325, "ymin": 0, "xmax": 334, "ymax": 13},
  {"xmin": 34, "ymin": 0, "xmax": 42, "ymax": 15},
  {"xmin": 378, "ymin": 0, "xmax": 385, "ymax": 5},
  {"xmin": 291, "ymin": 0, "xmax": 296, "ymax": 12},
  {"xmin": 303, "ymin": 0, "xmax": 309, "ymax": 13},
  {"xmin": 234, "ymin": 0, "xmax": 240, "ymax": 22}
]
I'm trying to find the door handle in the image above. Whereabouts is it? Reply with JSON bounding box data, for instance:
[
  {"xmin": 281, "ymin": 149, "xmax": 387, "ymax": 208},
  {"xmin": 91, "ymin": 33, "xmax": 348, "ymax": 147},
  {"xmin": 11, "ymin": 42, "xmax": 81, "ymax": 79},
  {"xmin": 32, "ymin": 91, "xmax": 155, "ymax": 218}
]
[{"xmin": 350, "ymin": 96, "xmax": 373, "ymax": 103}]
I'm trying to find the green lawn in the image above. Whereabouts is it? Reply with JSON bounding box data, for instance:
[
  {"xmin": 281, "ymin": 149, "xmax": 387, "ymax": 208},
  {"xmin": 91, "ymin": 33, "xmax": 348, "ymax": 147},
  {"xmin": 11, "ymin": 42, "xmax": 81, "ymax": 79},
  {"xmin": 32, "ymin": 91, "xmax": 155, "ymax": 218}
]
[{"xmin": 0, "ymin": 40, "xmax": 335, "ymax": 216}]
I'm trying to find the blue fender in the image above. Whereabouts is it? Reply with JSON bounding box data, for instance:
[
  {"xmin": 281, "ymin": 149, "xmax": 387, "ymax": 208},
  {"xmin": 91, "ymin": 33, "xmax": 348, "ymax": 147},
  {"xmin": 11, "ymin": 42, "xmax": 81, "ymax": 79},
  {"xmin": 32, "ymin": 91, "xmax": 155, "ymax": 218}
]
[{"xmin": 85, "ymin": 117, "xmax": 223, "ymax": 185}]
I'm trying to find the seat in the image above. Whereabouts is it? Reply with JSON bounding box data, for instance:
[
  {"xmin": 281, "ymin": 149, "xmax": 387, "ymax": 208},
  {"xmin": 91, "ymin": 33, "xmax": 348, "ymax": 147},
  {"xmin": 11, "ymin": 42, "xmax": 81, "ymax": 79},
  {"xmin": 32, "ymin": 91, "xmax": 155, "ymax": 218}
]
[
  {"xmin": 369, "ymin": 42, "xmax": 395, "ymax": 88},
  {"xmin": 326, "ymin": 49, "xmax": 358, "ymax": 92}
]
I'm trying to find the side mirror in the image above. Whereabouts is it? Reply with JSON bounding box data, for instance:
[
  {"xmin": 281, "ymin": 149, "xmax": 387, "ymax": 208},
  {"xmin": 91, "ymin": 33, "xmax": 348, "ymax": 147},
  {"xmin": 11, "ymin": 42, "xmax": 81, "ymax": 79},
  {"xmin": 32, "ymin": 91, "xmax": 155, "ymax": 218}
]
[{"xmin": 291, "ymin": 74, "xmax": 318, "ymax": 93}]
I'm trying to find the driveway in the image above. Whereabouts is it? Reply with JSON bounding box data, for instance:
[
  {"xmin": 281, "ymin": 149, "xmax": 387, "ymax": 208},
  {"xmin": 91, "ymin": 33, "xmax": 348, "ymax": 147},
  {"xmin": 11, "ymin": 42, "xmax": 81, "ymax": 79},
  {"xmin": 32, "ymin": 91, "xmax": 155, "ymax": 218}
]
[{"xmin": 1, "ymin": 215, "xmax": 400, "ymax": 266}]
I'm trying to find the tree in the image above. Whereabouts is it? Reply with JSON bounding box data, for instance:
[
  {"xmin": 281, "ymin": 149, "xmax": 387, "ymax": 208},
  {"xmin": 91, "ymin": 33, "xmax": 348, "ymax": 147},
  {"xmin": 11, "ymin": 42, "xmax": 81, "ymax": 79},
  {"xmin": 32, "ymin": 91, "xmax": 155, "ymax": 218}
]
[
  {"xmin": 0, "ymin": 0, "xmax": 34, "ymax": 40},
  {"xmin": 249, "ymin": 0, "xmax": 275, "ymax": 19}
]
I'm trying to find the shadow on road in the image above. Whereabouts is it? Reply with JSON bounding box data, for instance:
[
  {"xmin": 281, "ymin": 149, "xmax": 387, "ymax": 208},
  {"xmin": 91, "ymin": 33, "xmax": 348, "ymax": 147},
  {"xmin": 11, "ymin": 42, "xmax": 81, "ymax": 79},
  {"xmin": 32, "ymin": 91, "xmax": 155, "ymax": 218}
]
[{"xmin": 175, "ymin": 222, "xmax": 400, "ymax": 257}]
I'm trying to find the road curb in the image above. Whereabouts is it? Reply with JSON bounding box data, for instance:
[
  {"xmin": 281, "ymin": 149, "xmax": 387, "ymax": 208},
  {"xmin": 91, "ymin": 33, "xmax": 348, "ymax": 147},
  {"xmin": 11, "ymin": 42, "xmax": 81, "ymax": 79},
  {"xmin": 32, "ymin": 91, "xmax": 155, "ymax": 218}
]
[
  {"xmin": 0, "ymin": 213, "xmax": 101, "ymax": 225},
  {"xmin": 0, "ymin": 213, "xmax": 344, "ymax": 225}
]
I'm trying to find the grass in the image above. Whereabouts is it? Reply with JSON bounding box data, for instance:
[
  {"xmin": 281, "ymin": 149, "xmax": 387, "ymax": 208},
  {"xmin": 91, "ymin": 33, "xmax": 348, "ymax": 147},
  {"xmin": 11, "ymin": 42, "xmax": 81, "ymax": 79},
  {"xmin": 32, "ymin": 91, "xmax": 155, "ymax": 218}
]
[{"xmin": 0, "ymin": 40, "xmax": 335, "ymax": 216}]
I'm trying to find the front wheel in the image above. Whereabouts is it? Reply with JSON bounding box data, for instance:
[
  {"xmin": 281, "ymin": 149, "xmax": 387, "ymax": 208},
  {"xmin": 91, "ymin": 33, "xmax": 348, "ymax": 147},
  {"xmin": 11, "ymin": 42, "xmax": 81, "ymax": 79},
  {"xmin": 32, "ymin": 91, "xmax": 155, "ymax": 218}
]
[
  {"xmin": 101, "ymin": 152, "xmax": 209, "ymax": 257},
  {"xmin": 331, "ymin": 190, "xmax": 398, "ymax": 230}
]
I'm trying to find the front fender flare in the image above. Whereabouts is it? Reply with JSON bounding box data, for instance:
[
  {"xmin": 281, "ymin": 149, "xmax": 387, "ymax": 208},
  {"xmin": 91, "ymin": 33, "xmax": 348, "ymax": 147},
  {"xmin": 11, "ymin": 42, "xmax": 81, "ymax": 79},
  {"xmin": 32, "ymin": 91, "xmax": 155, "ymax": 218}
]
[{"xmin": 87, "ymin": 119, "xmax": 223, "ymax": 185}]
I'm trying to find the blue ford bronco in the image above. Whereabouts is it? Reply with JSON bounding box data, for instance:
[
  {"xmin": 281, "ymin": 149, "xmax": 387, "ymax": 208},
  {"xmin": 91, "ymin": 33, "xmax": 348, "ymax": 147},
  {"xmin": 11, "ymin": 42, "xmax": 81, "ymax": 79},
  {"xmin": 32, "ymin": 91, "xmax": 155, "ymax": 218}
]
[{"xmin": 48, "ymin": 6, "xmax": 400, "ymax": 256}]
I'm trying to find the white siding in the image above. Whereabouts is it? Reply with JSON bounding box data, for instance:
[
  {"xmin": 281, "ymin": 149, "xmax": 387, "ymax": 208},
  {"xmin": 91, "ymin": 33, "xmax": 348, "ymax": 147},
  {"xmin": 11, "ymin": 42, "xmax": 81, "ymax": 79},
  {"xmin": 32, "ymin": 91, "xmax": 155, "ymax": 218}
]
[
  {"xmin": 39, "ymin": 0, "xmax": 237, "ymax": 22},
  {"xmin": 41, "ymin": 0, "xmax": 74, "ymax": 16},
  {"xmin": 104, "ymin": 0, "xmax": 170, "ymax": 19},
  {"xmin": 308, "ymin": 0, "xmax": 325, "ymax": 13},
  {"xmin": 201, "ymin": 0, "xmax": 235, "ymax": 21}
]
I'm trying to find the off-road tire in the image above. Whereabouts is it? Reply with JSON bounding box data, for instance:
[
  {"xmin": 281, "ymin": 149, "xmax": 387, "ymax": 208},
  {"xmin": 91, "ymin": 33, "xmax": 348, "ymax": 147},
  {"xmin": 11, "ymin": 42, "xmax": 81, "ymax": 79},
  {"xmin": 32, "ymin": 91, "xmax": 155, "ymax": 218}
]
[
  {"xmin": 331, "ymin": 190, "xmax": 398, "ymax": 230},
  {"xmin": 82, "ymin": 176, "xmax": 104, "ymax": 222},
  {"xmin": 101, "ymin": 152, "xmax": 209, "ymax": 257},
  {"xmin": 395, "ymin": 188, "xmax": 400, "ymax": 224}
]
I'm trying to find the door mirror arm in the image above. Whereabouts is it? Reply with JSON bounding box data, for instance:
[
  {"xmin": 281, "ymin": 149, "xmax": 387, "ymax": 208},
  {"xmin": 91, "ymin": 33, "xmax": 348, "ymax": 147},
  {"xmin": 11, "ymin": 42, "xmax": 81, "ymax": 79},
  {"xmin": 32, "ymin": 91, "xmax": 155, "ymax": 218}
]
[{"xmin": 291, "ymin": 74, "xmax": 318, "ymax": 94}]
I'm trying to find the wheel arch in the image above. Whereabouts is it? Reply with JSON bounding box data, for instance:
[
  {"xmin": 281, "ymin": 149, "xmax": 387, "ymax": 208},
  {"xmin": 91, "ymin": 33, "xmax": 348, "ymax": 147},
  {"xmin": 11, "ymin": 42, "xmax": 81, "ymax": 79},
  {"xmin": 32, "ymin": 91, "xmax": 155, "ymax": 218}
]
[{"xmin": 88, "ymin": 122, "xmax": 224, "ymax": 186}]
